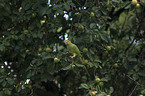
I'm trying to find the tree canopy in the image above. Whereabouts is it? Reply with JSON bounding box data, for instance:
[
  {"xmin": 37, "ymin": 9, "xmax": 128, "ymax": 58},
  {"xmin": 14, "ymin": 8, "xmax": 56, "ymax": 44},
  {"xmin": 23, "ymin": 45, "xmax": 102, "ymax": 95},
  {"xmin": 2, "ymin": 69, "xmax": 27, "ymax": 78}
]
[{"xmin": 0, "ymin": 0, "xmax": 145, "ymax": 96}]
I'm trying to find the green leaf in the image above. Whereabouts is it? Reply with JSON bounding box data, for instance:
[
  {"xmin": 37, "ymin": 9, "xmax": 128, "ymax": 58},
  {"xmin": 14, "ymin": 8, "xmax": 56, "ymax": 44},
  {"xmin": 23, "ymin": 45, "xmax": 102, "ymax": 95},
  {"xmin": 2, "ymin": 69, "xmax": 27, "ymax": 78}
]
[
  {"xmin": 70, "ymin": 2, "xmax": 75, "ymax": 7},
  {"xmin": 4, "ymin": 88, "xmax": 11, "ymax": 95},
  {"xmin": 112, "ymin": 0, "xmax": 119, "ymax": 3},
  {"xmin": 0, "ymin": 91, "xmax": 4, "ymax": 96},
  {"xmin": 0, "ymin": 45, "xmax": 4, "ymax": 51},
  {"xmin": 2, "ymin": 81, "xmax": 6, "ymax": 87},
  {"xmin": 123, "ymin": 1, "xmax": 131, "ymax": 9},
  {"xmin": 27, "ymin": 70, "xmax": 35, "ymax": 78},
  {"xmin": 138, "ymin": 72, "xmax": 145, "ymax": 76},
  {"xmin": 101, "ymin": 77, "xmax": 109, "ymax": 82},
  {"xmin": 64, "ymin": 4, "xmax": 70, "ymax": 11},
  {"xmin": 80, "ymin": 83, "xmax": 89, "ymax": 89},
  {"xmin": 96, "ymin": 92, "xmax": 106, "ymax": 96},
  {"xmin": 88, "ymin": 62, "xmax": 95, "ymax": 67},
  {"xmin": 94, "ymin": 59, "xmax": 101, "ymax": 63},
  {"xmin": 47, "ymin": 63, "xmax": 55, "ymax": 72},
  {"xmin": 129, "ymin": 57, "xmax": 137, "ymax": 62},
  {"xmin": 41, "ymin": 75, "xmax": 48, "ymax": 82},
  {"xmin": 99, "ymin": 33, "xmax": 108, "ymax": 42},
  {"xmin": 7, "ymin": 78, "xmax": 14, "ymax": 85},
  {"xmin": 132, "ymin": 74, "xmax": 139, "ymax": 80},
  {"xmin": 89, "ymin": 49, "xmax": 94, "ymax": 54},
  {"xmin": 5, "ymin": 4, "xmax": 11, "ymax": 14},
  {"xmin": 24, "ymin": 3, "xmax": 31, "ymax": 10},
  {"xmin": 0, "ymin": 68, "xmax": 5, "ymax": 73},
  {"xmin": 90, "ymin": 23, "xmax": 96, "ymax": 29},
  {"xmin": 141, "ymin": 89, "xmax": 145, "ymax": 94},
  {"xmin": 62, "ymin": 65, "xmax": 72, "ymax": 70},
  {"xmin": 108, "ymin": 87, "xmax": 114, "ymax": 94},
  {"xmin": 0, "ymin": 79, "xmax": 4, "ymax": 83},
  {"xmin": 37, "ymin": 33, "xmax": 43, "ymax": 39},
  {"xmin": 75, "ymin": 63, "xmax": 84, "ymax": 67},
  {"xmin": 16, "ymin": 86, "xmax": 21, "ymax": 93},
  {"xmin": 39, "ymin": 7, "xmax": 47, "ymax": 16},
  {"xmin": 47, "ymin": 74, "xmax": 54, "ymax": 81},
  {"xmin": 119, "ymin": 12, "xmax": 126, "ymax": 24}
]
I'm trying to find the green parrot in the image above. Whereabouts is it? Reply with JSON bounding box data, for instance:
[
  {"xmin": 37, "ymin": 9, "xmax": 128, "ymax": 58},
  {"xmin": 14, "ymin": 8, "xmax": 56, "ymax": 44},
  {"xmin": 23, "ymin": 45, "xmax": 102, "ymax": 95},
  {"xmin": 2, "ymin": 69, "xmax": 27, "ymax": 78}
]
[
  {"xmin": 65, "ymin": 40, "xmax": 83, "ymax": 63},
  {"xmin": 65, "ymin": 40, "xmax": 90, "ymax": 78},
  {"xmin": 65, "ymin": 40, "xmax": 81, "ymax": 57}
]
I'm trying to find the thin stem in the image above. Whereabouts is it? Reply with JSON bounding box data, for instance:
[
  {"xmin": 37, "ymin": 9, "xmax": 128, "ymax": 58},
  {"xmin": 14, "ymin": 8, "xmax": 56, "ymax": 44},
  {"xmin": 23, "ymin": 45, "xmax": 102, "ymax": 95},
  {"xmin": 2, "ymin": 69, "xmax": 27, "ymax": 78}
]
[
  {"xmin": 124, "ymin": 38, "xmax": 135, "ymax": 53},
  {"xmin": 83, "ymin": 66, "xmax": 91, "ymax": 80},
  {"xmin": 129, "ymin": 85, "xmax": 137, "ymax": 96},
  {"xmin": 126, "ymin": 75, "xmax": 145, "ymax": 87}
]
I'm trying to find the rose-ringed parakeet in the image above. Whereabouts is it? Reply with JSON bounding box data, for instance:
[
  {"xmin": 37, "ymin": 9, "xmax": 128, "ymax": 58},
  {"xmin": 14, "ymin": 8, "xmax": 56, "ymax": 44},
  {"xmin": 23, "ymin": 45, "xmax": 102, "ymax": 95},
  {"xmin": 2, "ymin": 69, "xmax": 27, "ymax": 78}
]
[
  {"xmin": 65, "ymin": 40, "xmax": 83, "ymax": 63},
  {"xmin": 65, "ymin": 40, "xmax": 90, "ymax": 78},
  {"xmin": 65, "ymin": 40, "xmax": 81, "ymax": 57}
]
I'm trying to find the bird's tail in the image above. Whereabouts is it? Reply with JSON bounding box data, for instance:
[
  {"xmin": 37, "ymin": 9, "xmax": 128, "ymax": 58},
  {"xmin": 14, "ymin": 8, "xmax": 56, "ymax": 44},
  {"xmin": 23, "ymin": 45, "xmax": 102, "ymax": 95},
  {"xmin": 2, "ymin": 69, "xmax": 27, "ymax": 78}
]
[{"xmin": 79, "ymin": 57, "xmax": 84, "ymax": 64}]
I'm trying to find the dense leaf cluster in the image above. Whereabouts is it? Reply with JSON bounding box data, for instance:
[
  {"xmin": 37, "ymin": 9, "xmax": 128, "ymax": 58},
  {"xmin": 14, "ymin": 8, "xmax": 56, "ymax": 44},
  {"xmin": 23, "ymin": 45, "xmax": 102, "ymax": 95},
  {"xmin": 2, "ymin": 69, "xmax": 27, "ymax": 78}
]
[{"xmin": 0, "ymin": 0, "xmax": 145, "ymax": 96}]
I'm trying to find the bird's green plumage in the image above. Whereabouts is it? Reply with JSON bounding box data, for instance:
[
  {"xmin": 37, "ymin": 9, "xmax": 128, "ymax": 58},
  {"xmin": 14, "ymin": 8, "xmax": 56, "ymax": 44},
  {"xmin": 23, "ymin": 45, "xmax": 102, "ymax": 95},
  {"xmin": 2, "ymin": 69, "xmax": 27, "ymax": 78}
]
[
  {"xmin": 65, "ymin": 40, "xmax": 83, "ymax": 63},
  {"xmin": 65, "ymin": 40, "xmax": 81, "ymax": 57},
  {"xmin": 65, "ymin": 40, "xmax": 90, "ymax": 77}
]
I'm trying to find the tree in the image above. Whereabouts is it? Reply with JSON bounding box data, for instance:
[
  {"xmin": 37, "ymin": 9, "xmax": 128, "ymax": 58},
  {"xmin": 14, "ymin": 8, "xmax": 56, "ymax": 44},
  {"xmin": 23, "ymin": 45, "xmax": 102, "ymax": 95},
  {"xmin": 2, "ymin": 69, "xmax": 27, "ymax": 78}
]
[{"xmin": 0, "ymin": 0, "xmax": 145, "ymax": 96}]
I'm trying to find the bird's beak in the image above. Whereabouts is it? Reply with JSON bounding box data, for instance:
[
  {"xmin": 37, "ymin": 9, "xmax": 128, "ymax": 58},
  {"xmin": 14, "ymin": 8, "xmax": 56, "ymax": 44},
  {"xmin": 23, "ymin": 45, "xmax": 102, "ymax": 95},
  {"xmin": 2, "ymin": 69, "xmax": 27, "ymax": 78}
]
[{"xmin": 65, "ymin": 41, "xmax": 67, "ymax": 45}]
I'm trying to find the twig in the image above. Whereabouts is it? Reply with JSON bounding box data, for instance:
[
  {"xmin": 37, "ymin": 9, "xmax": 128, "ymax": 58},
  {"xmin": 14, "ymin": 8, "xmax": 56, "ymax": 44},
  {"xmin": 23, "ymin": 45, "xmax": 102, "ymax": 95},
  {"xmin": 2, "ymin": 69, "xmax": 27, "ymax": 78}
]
[
  {"xmin": 98, "ymin": 0, "xmax": 100, "ymax": 8},
  {"xmin": 0, "ymin": 58, "xmax": 5, "ymax": 64},
  {"xmin": 77, "ymin": 0, "xmax": 87, "ymax": 23},
  {"xmin": 78, "ymin": 14, "xmax": 82, "ymax": 23},
  {"xmin": 84, "ymin": 0, "xmax": 87, "ymax": 7},
  {"xmin": 129, "ymin": 85, "xmax": 137, "ymax": 96},
  {"xmin": 121, "ymin": 10, "xmax": 128, "ymax": 30},
  {"xmin": 30, "ymin": 89, "xmax": 33, "ymax": 96},
  {"xmin": 74, "ymin": 0, "xmax": 82, "ymax": 6},
  {"xmin": 124, "ymin": 38, "xmax": 135, "ymax": 53},
  {"xmin": 126, "ymin": 75, "xmax": 145, "ymax": 87},
  {"xmin": 83, "ymin": 66, "xmax": 91, "ymax": 80}
]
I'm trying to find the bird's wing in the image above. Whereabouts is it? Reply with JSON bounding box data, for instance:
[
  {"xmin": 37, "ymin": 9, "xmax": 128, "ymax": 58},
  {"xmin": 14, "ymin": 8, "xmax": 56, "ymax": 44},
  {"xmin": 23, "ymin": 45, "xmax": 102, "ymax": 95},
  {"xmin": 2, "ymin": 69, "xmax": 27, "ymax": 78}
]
[{"xmin": 70, "ymin": 44, "xmax": 81, "ymax": 56}]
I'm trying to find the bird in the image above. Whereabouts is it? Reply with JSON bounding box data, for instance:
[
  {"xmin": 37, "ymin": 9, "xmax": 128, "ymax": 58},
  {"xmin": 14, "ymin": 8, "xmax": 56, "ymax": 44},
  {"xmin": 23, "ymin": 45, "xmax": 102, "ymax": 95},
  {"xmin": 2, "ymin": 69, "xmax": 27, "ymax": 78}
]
[{"xmin": 64, "ymin": 40, "xmax": 83, "ymax": 63}]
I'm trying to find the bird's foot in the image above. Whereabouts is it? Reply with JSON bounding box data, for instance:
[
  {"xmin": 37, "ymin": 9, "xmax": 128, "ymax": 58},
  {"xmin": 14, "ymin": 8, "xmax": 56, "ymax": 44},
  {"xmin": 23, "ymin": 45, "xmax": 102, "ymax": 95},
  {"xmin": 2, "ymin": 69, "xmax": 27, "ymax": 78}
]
[{"xmin": 70, "ymin": 56, "xmax": 74, "ymax": 59}]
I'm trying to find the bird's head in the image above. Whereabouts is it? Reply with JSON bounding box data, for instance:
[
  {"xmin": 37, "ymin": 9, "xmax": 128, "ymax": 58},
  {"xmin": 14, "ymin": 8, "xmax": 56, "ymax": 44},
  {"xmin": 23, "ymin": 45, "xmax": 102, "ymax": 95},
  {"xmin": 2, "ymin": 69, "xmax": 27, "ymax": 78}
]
[{"xmin": 65, "ymin": 40, "xmax": 71, "ymax": 45}]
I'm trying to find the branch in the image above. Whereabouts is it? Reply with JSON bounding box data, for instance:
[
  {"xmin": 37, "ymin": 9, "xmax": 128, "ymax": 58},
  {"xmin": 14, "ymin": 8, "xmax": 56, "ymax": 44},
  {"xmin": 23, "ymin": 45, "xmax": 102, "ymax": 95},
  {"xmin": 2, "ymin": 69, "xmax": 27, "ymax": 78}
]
[
  {"xmin": 74, "ymin": 0, "xmax": 83, "ymax": 6},
  {"xmin": 77, "ymin": 0, "xmax": 87, "ymax": 23},
  {"xmin": 124, "ymin": 38, "xmax": 135, "ymax": 53},
  {"xmin": 129, "ymin": 85, "xmax": 137, "ymax": 96},
  {"xmin": 126, "ymin": 75, "xmax": 145, "ymax": 87},
  {"xmin": 83, "ymin": 66, "xmax": 91, "ymax": 80},
  {"xmin": 84, "ymin": 0, "xmax": 87, "ymax": 7}
]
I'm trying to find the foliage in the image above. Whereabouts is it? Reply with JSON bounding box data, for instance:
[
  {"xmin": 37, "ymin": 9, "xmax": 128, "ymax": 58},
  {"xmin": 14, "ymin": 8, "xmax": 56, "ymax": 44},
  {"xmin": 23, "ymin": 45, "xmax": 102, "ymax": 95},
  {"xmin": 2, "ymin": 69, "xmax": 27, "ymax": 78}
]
[{"xmin": 0, "ymin": 0, "xmax": 145, "ymax": 96}]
